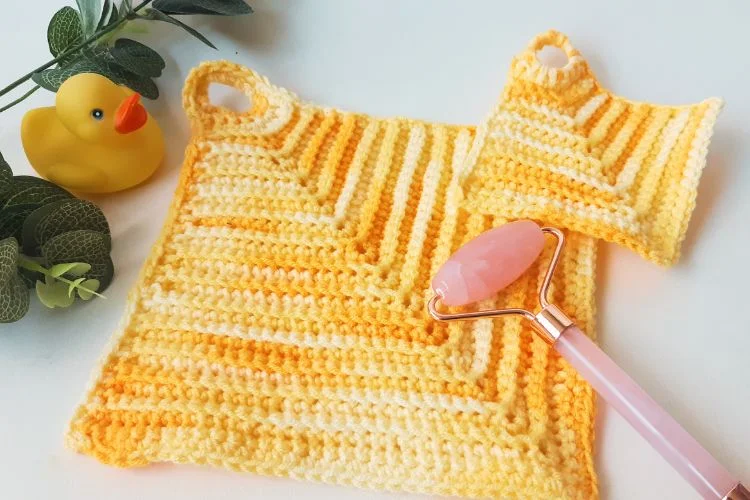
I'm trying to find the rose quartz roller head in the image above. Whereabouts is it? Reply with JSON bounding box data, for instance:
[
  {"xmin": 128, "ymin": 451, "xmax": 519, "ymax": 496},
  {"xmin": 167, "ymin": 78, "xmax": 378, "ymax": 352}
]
[{"xmin": 428, "ymin": 220, "xmax": 748, "ymax": 500}]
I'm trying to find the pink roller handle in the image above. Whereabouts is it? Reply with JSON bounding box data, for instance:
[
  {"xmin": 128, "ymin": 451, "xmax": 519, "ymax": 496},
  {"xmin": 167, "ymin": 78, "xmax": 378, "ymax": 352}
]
[{"xmin": 556, "ymin": 325, "xmax": 738, "ymax": 499}]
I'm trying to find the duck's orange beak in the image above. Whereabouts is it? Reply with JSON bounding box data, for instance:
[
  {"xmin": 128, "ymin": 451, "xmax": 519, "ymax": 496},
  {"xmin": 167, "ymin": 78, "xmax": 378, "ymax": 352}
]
[{"xmin": 114, "ymin": 93, "xmax": 147, "ymax": 134}]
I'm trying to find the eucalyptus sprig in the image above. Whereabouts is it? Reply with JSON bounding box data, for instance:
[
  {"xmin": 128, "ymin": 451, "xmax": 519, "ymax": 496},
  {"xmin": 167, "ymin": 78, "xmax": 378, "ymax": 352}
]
[
  {"xmin": 0, "ymin": 0, "xmax": 252, "ymax": 113},
  {"xmin": 0, "ymin": 153, "xmax": 114, "ymax": 323}
]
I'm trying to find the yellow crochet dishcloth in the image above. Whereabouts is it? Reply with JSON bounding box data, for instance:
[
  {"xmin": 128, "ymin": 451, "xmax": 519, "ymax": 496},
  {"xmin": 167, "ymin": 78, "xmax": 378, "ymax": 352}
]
[{"xmin": 66, "ymin": 30, "xmax": 722, "ymax": 499}]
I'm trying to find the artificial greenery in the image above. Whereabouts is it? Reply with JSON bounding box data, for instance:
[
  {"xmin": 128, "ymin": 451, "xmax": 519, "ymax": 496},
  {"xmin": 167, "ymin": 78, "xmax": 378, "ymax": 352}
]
[
  {"xmin": 0, "ymin": 152, "xmax": 113, "ymax": 323},
  {"xmin": 0, "ymin": 0, "xmax": 252, "ymax": 113}
]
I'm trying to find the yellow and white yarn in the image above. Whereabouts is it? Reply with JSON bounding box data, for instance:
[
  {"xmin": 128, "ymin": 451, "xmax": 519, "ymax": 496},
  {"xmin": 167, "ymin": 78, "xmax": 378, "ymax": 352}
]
[
  {"xmin": 464, "ymin": 31, "xmax": 722, "ymax": 266},
  {"xmin": 67, "ymin": 30, "xmax": 721, "ymax": 499}
]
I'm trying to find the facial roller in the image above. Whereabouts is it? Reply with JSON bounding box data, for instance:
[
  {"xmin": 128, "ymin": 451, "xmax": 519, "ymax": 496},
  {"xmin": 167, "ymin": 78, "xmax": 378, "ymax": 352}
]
[{"xmin": 428, "ymin": 220, "xmax": 747, "ymax": 500}]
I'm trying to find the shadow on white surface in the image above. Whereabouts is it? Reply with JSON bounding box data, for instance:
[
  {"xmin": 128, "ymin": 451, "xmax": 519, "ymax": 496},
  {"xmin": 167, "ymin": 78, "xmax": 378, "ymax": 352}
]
[
  {"xmin": 218, "ymin": 1, "xmax": 289, "ymax": 53},
  {"xmin": 679, "ymin": 128, "xmax": 738, "ymax": 266},
  {"xmin": 51, "ymin": 455, "xmax": 438, "ymax": 500}
]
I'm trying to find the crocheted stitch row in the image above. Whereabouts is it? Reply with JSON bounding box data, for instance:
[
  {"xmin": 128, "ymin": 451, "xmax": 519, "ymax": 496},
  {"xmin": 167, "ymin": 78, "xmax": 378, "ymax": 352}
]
[{"xmin": 67, "ymin": 31, "xmax": 721, "ymax": 499}]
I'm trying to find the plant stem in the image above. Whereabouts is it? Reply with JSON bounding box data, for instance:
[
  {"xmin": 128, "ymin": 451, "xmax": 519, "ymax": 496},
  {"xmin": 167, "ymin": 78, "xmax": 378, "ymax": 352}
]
[
  {"xmin": 0, "ymin": 85, "xmax": 40, "ymax": 113},
  {"xmin": 0, "ymin": 0, "xmax": 154, "ymax": 101},
  {"xmin": 16, "ymin": 256, "xmax": 46, "ymax": 274},
  {"xmin": 17, "ymin": 255, "xmax": 106, "ymax": 299},
  {"xmin": 51, "ymin": 274, "xmax": 106, "ymax": 299}
]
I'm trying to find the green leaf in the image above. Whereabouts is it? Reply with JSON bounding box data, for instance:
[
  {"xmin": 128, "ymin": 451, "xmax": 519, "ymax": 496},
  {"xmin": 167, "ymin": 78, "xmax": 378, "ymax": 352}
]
[
  {"xmin": 33, "ymin": 49, "xmax": 159, "ymax": 99},
  {"xmin": 0, "ymin": 238, "xmax": 30, "ymax": 322},
  {"xmin": 16, "ymin": 256, "xmax": 47, "ymax": 275},
  {"xmin": 66, "ymin": 262, "xmax": 92, "ymax": 277},
  {"xmin": 1, "ymin": 272, "xmax": 30, "ymax": 322},
  {"xmin": 36, "ymin": 277, "xmax": 75, "ymax": 308},
  {"xmin": 152, "ymin": 0, "xmax": 253, "ymax": 15},
  {"xmin": 18, "ymin": 267, "xmax": 37, "ymax": 290},
  {"xmin": 76, "ymin": 0, "xmax": 102, "ymax": 37},
  {"xmin": 47, "ymin": 7, "xmax": 84, "ymax": 59},
  {"xmin": 96, "ymin": 0, "xmax": 113, "ymax": 30},
  {"xmin": 2, "ymin": 176, "xmax": 73, "ymax": 211},
  {"xmin": 18, "ymin": 254, "xmax": 47, "ymax": 275},
  {"xmin": 42, "ymin": 229, "xmax": 111, "ymax": 259},
  {"xmin": 50, "ymin": 262, "xmax": 92, "ymax": 278},
  {"xmin": 41, "ymin": 230, "xmax": 114, "ymax": 291},
  {"xmin": 0, "ymin": 176, "xmax": 73, "ymax": 241},
  {"xmin": 32, "ymin": 58, "xmax": 102, "ymax": 92},
  {"xmin": 21, "ymin": 198, "xmax": 110, "ymax": 256},
  {"xmin": 21, "ymin": 201, "xmax": 66, "ymax": 255},
  {"xmin": 142, "ymin": 9, "xmax": 217, "ymax": 49},
  {"xmin": 0, "ymin": 152, "xmax": 12, "ymax": 199},
  {"xmin": 56, "ymin": 290, "xmax": 76, "ymax": 308},
  {"xmin": 110, "ymin": 38, "xmax": 165, "ymax": 78},
  {"xmin": 106, "ymin": 2, "xmax": 120, "ymax": 27},
  {"xmin": 0, "ymin": 237, "xmax": 19, "ymax": 286},
  {"xmin": 77, "ymin": 278, "xmax": 100, "ymax": 300},
  {"xmin": 86, "ymin": 48, "xmax": 159, "ymax": 98},
  {"xmin": 0, "ymin": 212, "xmax": 29, "ymax": 242}
]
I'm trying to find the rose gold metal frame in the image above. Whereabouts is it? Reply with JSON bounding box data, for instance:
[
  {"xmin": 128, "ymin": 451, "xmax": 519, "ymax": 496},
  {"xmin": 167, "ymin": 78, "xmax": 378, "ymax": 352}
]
[
  {"xmin": 725, "ymin": 483, "xmax": 750, "ymax": 500},
  {"xmin": 427, "ymin": 227, "xmax": 572, "ymax": 344}
]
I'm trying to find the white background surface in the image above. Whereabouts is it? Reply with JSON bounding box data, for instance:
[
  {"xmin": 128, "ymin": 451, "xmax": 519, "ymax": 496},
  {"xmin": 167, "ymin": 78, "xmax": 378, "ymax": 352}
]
[{"xmin": 1, "ymin": 1, "xmax": 749, "ymax": 499}]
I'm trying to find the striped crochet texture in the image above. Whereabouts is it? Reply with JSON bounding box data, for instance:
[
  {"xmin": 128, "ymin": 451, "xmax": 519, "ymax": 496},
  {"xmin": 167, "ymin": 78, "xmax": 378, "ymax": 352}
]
[{"xmin": 67, "ymin": 31, "xmax": 721, "ymax": 499}]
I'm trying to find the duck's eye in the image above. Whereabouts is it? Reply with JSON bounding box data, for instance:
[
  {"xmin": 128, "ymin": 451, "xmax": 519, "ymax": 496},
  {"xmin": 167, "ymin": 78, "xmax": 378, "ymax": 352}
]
[{"xmin": 91, "ymin": 109, "xmax": 104, "ymax": 120}]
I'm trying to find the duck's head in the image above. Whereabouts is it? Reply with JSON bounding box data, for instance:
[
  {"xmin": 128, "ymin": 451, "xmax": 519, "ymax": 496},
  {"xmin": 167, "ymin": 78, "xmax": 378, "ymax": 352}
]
[{"xmin": 55, "ymin": 73, "xmax": 149, "ymax": 145}]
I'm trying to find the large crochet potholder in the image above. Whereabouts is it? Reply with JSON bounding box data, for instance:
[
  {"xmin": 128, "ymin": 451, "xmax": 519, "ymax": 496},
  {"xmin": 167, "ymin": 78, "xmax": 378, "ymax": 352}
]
[{"xmin": 67, "ymin": 30, "xmax": 721, "ymax": 499}]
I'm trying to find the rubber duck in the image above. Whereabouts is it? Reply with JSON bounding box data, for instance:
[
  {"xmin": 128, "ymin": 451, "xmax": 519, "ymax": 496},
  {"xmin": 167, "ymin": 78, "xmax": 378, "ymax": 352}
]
[{"xmin": 21, "ymin": 73, "xmax": 164, "ymax": 193}]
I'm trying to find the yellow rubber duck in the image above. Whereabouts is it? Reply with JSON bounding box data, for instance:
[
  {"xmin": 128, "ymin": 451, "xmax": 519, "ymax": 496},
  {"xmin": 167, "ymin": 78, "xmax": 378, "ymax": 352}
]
[{"xmin": 21, "ymin": 73, "xmax": 164, "ymax": 194}]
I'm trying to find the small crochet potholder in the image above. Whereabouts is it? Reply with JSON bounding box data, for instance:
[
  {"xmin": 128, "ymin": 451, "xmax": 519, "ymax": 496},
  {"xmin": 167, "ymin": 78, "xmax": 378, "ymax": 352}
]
[{"xmin": 67, "ymin": 30, "xmax": 721, "ymax": 499}]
